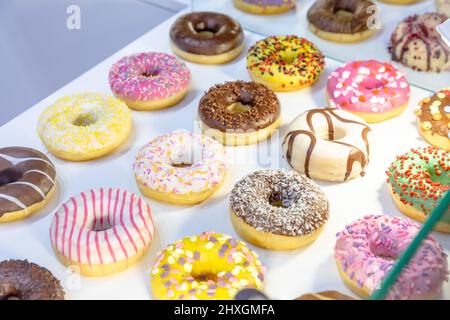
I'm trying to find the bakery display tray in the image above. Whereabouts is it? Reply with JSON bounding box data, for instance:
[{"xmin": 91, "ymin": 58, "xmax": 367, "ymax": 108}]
[{"xmin": 0, "ymin": 12, "xmax": 448, "ymax": 300}]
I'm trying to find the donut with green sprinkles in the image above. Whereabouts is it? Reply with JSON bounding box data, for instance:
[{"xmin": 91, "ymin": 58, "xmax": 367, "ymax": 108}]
[
  {"xmin": 246, "ymin": 35, "xmax": 325, "ymax": 91},
  {"xmin": 386, "ymin": 146, "xmax": 449, "ymax": 218}
]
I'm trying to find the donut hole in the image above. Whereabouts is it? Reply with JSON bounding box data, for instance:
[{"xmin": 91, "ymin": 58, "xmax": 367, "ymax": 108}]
[
  {"xmin": 317, "ymin": 126, "xmax": 346, "ymax": 141},
  {"xmin": 171, "ymin": 162, "xmax": 192, "ymax": 168},
  {"xmin": 193, "ymin": 21, "xmax": 221, "ymax": 39},
  {"xmin": 278, "ymin": 51, "xmax": 297, "ymax": 65},
  {"xmin": 91, "ymin": 220, "xmax": 113, "ymax": 232},
  {"xmin": 333, "ymin": 1, "xmax": 356, "ymax": 16},
  {"xmin": 0, "ymin": 167, "xmax": 23, "ymax": 186},
  {"xmin": 269, "ymin": 191, "xmax": 292, "ymax": 208},
  {"xmin": 1, "ymin": 288, "xmax": 21, "ymax": 300},
  {"xmin": 73, "ymin": 113, "xmax": 98, "ymax": 127},
  {"xmin": 227, "ymin": 102, "xmax": 253, "ymax": 113},
  {"xmin": 141, "ymin": 69, "xmax": 160, "ymax": 78},
  {"xmin": 360, "ymin": 78, "xmax": 384, "ymax": 91},
  {"xmin": 369, "ymin": 233, "xmax": 398, "ymax": 261}
]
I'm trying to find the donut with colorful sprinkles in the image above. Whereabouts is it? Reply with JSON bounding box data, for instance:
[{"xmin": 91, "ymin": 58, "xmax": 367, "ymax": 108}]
[
  {"xmin": 327, "ymin": 60, "xmax": 410, "ymax": 123},
  {"xmin": 150, "ymin": 231, "xmax": 265, "ymax": 300},
  {"xmin": 335, "ymin": 215, "xmax": 448, "ymax": 299},
  {"xmin": 133, "ymin": 130, "xmax": 227, "ymax": 205},
  {"xmin": 109, "ymin": 52, "xmax": 191, "ymax": 110},
  {"xmin": 246, "ymin": 35, "xmax": 325, "ymax": 92},
  {"xmin": 386, "ymin": 146, "xmax": 450, "ymax": 232}
]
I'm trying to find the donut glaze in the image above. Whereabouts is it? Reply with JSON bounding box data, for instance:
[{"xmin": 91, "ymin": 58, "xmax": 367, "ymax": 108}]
[
  {"xmin": 134, "ymin": 130, "xmax": 227, "ymax": 196},
  {"xmin": 283, "ymin": 109, "xmax": 371, "ymax": 181},
  {"xmin": 386, "ymin": 146, "xmax": 450, "ymax": 227},
  {"xmin": 389, "ymin": 13, "xmax": 450, "ymax": 73},
  {"xmin": 335, "ymin": 215, "xmax": 448, "ymax": 300},
  {"xmin": 327, "ymin": 60, "xmax": 410, "ymax": 120},
  {"xmin": 151, "ymin": 231, "xmax": 265, "ymax": 300},
  {"xmin": 0, "ymin": 147, "xmax": 56, "ymax": 222},
  {"xmin": 416, "ymin": 88, "xmax": 450, "ymax": 151},
  {"xmin": 247, "ymin": 35, "xmax": 325, "ymax": 91},
  {"xmin": 199, "ymin": 81, "xmax": 280, "ymax": 132},
  {"xmin": 307, "ymin": 0, "xmax": 377, "ymax": 34},
  {"xmin": 38, "ymin": 93, "xmax": 132, "ymax": 161},
  {"xmin": 0, "ymin": 260, "xmax": 64, "ymax": 300},
  {"xmin": 50, "ymin": 188, "xmax": 154, "ymax": 274},
  {"xmin": 170, "ymin": 12, "xmax": 244, "ymax": 56},
  {"xmin": 109, "ymin": 52, "xmax": 191, "ymax": 103}
]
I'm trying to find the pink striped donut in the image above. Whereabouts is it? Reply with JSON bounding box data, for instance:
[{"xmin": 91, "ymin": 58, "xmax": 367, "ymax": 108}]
[
  {"xmin": 50, "ymin": 188, "xmax": 155, "ymax": 276},
  {"xmin": 109, "ymin": 52, "xmax": 191, "ymax": 111}
]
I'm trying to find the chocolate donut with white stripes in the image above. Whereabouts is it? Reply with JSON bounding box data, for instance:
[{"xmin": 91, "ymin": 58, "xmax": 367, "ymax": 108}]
[{"xmin": 0, "ymin": 147, "xmax": 56, "ymax": 222}]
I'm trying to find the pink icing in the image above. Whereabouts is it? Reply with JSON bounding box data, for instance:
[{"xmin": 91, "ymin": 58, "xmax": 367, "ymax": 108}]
[
  {"xmin": 109, "ymin": 52, "xmax": 191, "ymax": 101},
  {"xmin": 327, "ymin": 60, "xmax": 410, "ymax": 114},
  {"xmin": 335, "ymin": 215, "xmax": 448, "ymax": 300}
]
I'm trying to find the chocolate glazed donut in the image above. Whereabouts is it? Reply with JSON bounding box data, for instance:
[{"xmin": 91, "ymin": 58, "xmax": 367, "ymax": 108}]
[
  {"xmin": 307, "ymin": 0, "xmax": 376, "ymax": 34},
  {"xmin": 199, "ymin": 81, "xmax": 280, "ymax": 132},
  {"xmin": 170, "ymin": 12, "xmax": 244, "ymax": 55},
  {"xmin": 0, "ymin": 260, "xmax": 64, "ymax": 300},
  {"xmin": 0, "ymin": 147, "xmax": 56, "ymax": 221}
]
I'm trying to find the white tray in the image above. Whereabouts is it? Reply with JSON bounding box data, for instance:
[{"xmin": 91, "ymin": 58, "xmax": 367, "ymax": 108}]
[
  {"xmin": 0, "ymin": 11, "xmax": 448, "ymax": 300},
  {"xmin": 192, "ymin": 0, "xmax": 449, "ymax": 92}
]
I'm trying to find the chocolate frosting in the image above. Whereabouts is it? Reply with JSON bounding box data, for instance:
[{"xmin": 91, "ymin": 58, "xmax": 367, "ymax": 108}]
[
  {"xmin": 0, "ymin": 260, "xmax": 64, "ymax": 300},
  {"xmin": 170, "ymin": 12, "xmax": 244, "ymax": 55},
  {"xmin": 0, "ymin": 147, "xmax": 56, "ymax": 217},
  {"xmin": 307, "ymin": 0, "xmax": 376, "ymax": 34},
  {"xmin": 199, "ymin": 81, "xmax": 280, "ymax": 132}
]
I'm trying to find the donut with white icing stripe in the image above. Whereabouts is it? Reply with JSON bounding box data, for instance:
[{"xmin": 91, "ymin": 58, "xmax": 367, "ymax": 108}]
[
  {"xmin": 50, "ymin": 188, "xmax": 155, "ymax": 276},
  {"xmin": 282, "ymin": 109, "xmax": 372, "ymax": 182},
  {"xmin": 0, "ymin": 147, "xmax": 56, "ymax": 223}
]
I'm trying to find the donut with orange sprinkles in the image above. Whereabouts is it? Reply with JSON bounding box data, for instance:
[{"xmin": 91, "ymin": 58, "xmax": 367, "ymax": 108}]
[
  {"xmin": 246, "ymin": 35, "xmax": 325, "ymax": 92},
  {"xmin": 386, "ymin": 146, "xmax": 450, "ymax": 232}
]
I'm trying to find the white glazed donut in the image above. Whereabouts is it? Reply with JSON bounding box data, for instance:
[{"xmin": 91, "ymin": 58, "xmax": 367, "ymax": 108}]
[
  {"xmin": 282, "ymin": 109, "xmax": 372, "ymax": 182},
  {"xmin": 50, "ymin": 188, "xmax": 155, "ymax": 276},
  {"xmin": 134, "ymin": 130, "xmax": 227, "ymax": 205}
]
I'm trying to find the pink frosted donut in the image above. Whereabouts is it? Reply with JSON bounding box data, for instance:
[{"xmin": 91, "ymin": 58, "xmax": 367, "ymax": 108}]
[
  {"xmin": 109, "ymin": 52, "xmax": 191, "ymax": 111},
  {"xmin": 335, "ymin": 215, "xmax": 448, "ymax": 300},
  {"xmin": 327, "ymin": 60, "xmax": 410, "ymax": 123},
  {"xmin": 134, "ymin": 130, "xmax": 227, "ymax": 205},
  {"xmin": 50, "ymin": 188, "xmax": 155, "ymax": 276}
]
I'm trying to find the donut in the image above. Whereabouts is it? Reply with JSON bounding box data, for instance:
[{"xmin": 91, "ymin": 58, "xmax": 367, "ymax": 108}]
[
  {"xmin": 150, "ymin": 231, "xmax": 265, "ymax": 300},
  {"xmin": 247, "ymin": 35, "xmax": 325, "ymax": 92},
  {"xmin": 386, "ymin": 146, "xmax": 450, "ymax": 233},
  {"xmin": 170, "ymin": 12, "xmax": 244, "ymax": 64},
  {"xmin": 335, "ymin": 215, "xmax": 448, "ymax": 299},
  {"xmin": 0, "ymin": 260, "xmax": 64, "ymax": 300},
  {"xmin": 389, "ymin": 13, "xmax": 450, "ymax": 73},
  {"xmin": 37, "ymin": 93, "xmax": 132, "ymax": 161},
  {"xmin": 307, "ymin": 0, "xmax": 379, "ymax": 43},
  {"xmin": 109, "ymin": 52, "xmax": 191, "ymax": 110},
  {"xmin": 198, "ymin": 81, "xmax": 281, "ymax": 146},
  {"xmin": 437, "ymin": 0, "xmax": 450, "ymax": 17},
  {"xmin": 134, "ymin": 130, "xmax": 227, "ymax": 205},
  {"xmin": 282, "ymin": 109, "xmax": 371, "ymax": 182},
  {"xmin": 416, "ymin": 88, "xmax": 450, "ymax": 151},
  {"xmin": 233, "ymin": 0, "xmax": 295, "ymax": 14},
  {"xmin": 50, "ymin": 188, "xmax": 155, "ymax": 276},
  {"xmin": 296, "ymin": 291, "xmax": 355, "ymax": 300},
  {"xmin": 0, "ymin": 147, "xmax": 56, "ymax": 223},
  {"xmin": 229, "ymin": 169, "xmax": 329, "ymax": 250},
  {"xmin": 327, "ymin": 60, "xmax": 411, "ymax": 123}
]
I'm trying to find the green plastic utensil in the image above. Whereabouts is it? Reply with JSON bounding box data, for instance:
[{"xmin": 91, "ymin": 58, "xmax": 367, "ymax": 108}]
[{"xmin": 370, "ymin": 191, "xmax": 450, "ymax": 300}]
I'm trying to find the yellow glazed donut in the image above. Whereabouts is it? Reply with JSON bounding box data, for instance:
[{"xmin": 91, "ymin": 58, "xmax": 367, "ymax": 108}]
[
  {"xmin": 150, "ymin": 231, "xmax": 265, "ymax": 300},
  {"xmin": 247, "ymin": 35, "xmax": 325, "ymax": 92},
  {"xmin": 37, "ymin": 93, "xmax": 132, "ymax": 161}
]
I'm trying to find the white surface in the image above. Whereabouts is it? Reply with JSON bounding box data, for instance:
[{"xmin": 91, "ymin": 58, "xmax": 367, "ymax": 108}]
[
  {"xmin": 0, "ymin": 11, "xmax": 449, "ymax": 300},
  {"xmin": 192, "ymin": 0, "xmax": 448, "ymax": 92}
]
